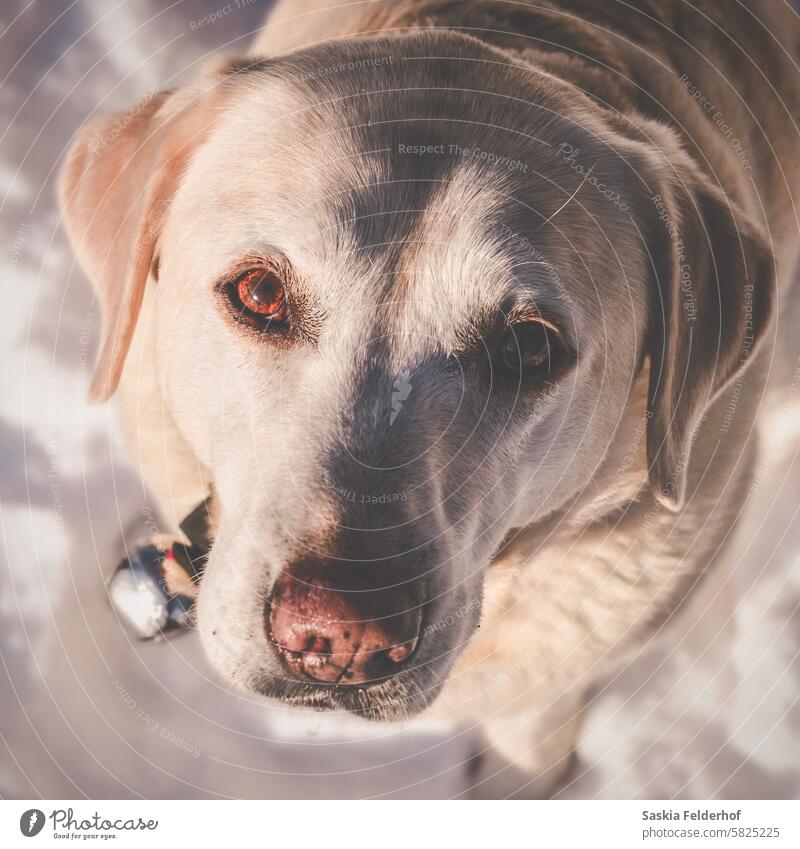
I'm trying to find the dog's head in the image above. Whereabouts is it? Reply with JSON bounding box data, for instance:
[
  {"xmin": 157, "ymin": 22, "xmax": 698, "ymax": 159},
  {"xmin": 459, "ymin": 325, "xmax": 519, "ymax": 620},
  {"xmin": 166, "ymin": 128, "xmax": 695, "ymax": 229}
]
[{"xmin": 60, "ymin": 32, "xmax": 773, "ymax": 719}]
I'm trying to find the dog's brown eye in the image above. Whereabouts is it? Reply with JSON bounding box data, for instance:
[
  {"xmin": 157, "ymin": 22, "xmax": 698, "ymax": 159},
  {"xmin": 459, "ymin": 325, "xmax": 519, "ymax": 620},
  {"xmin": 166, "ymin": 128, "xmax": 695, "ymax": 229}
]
[
  {"xmin": 501, "ymin": 321, "xmax": 555, "ymax": 372},
  {"xmin": 235, "ymin": 268, "xmax": 287, "ymax": 321},
  {"xmin": 223, "ymin": 267, "xmax": 288, "ymax": 330}
]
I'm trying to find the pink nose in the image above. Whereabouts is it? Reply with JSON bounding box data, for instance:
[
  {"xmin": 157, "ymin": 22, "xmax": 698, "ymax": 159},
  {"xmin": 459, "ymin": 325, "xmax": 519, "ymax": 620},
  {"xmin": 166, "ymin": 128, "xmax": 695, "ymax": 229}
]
[{"xmin": 268, "ymin": 560, "xmax": 420, "ymax": 685}]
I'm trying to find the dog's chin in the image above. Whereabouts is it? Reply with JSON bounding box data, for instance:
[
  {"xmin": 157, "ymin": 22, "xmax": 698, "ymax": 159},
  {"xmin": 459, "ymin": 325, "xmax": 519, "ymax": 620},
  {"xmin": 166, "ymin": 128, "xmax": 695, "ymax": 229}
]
[{"xmin": 249, "ymin": 668, "xmax": 446, "ymax": 722}]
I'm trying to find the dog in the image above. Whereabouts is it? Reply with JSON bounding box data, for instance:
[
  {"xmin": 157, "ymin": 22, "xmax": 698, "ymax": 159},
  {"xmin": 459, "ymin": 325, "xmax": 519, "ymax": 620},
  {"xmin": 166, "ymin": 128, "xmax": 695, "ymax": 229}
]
[{"xmin": 59, "ymin": 0, "xmax": 800, "ymax": 796}]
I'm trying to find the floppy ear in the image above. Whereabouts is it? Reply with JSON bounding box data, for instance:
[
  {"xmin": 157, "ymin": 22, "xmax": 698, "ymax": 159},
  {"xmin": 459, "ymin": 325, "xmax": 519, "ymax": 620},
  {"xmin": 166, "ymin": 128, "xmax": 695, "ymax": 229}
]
[
  {"xmin": 59, "ymin": 80, "xmax": 222, "ymax": 403},
  {"xmin": 643, "ymin": 150, "xmax": 775, "ymax": 509}
]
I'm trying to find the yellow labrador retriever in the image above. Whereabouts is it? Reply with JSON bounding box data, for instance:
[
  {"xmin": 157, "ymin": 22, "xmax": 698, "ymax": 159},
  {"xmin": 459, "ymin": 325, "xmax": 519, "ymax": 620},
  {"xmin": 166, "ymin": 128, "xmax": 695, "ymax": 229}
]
[{"xmin": 60, "ymin": 0, "xmax": 799, "ymax": 796}]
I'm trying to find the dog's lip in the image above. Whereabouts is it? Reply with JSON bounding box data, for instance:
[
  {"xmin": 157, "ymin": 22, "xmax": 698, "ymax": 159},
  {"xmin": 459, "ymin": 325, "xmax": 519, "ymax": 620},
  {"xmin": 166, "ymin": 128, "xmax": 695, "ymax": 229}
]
[{"xmin": 261, "ymin": 672, "xmax": 432, "ymax": 720}]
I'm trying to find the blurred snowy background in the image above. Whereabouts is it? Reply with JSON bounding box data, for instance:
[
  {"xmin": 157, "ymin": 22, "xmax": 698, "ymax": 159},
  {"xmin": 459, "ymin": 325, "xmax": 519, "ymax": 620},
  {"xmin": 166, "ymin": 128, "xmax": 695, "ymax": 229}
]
[{"xmin": 1, "ymin": 0, "xmax": 798, "ymax": 799}]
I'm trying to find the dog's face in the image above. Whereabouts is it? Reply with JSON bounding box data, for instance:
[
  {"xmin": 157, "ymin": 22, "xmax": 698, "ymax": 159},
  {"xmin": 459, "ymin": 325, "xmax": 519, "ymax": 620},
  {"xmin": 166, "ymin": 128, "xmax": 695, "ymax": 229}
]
[{"xmin": 61, "ymin": 33, "xmax": 773, "ymax": 719}]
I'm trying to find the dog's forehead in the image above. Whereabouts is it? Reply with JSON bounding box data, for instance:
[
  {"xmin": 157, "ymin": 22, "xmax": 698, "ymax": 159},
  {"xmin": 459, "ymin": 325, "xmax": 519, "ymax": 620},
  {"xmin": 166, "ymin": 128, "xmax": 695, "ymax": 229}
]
[
  {"xmin": 176, "ymin": 75, "xmax": 536, "ymax": 351},
  {"xmin": 169, "ymin": 37, "xmax": 654, "ymax": 377},
  {"xmin": 387, "ymin": 164, "xmax": 521, "ymax": 349}
]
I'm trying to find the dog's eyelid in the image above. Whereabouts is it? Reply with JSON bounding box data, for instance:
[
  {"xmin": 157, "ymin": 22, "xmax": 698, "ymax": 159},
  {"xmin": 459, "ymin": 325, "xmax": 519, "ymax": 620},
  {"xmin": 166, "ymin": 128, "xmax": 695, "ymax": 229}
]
[
  {"xmin": 213, "ymin": 248, "xmax": 293, "ymax": 287},
  {"xmin": 505, "ymin": 299, "xmax": 581, "ymax": 357},
  {"xmin": 507, "ymin": 314, "xmax": 559, "ymax": 335},
  {"xmin": 504, "ymin": 305, "xmax": 561, "ymax": 336}
]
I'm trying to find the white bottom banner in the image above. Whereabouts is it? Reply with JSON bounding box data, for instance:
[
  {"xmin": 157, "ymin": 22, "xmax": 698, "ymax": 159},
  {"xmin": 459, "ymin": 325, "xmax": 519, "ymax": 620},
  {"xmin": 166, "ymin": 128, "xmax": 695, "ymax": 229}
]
[{"xmin": 1, "ymin": 800, "xmax": 797, "ymax": 848}]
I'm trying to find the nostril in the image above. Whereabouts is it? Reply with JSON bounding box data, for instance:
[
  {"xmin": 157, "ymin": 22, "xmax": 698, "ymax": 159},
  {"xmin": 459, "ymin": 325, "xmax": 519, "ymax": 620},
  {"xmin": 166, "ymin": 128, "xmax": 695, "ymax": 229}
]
[
  {"xmin": 385, "ymin": 643, "xmax": 412, "ymax": 664},
  {"xmin": 357, "ymin": 637, "xmax": 417, "ymax": 681},
  {"xmin": 299, "ymin": 634, "xmax": 333, "ymax": 672},
  {"xmin": 305, "ymin": 635, "xmax": 331, "ymax": 656},
  {"xmin": 279, "ymin": 628, "xmax": 326, "ymax": 655}
]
